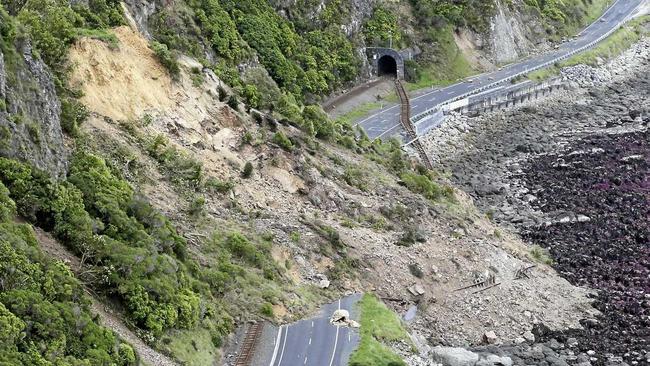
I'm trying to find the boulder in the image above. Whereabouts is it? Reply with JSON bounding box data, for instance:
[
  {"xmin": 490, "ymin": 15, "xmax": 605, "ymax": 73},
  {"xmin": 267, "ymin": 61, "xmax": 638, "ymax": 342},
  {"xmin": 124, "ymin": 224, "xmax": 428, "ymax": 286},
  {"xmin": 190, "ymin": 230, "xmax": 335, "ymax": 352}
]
[
  {"xmin": 482, "ymin": 331, "xmax": 498, "ymax": 345},
  {"xmin": 432, "ymin": 347, "xmax": 479, "ymax": 366},
  {"xmin": 476, "ymin": 354, "xmax": 513, "ymax": 366},
  {"xmin": 408, "ymin": 284, "xmax": 426, "ymax": 296}
]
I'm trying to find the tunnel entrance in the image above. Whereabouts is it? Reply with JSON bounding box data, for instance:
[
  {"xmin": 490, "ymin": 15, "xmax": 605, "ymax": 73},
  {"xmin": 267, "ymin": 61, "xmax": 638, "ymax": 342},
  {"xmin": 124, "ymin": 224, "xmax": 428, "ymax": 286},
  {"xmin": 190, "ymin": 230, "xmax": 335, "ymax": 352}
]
[{"xmin": 377, "ymin": 55, "xmax": 397, "ymax": 77}]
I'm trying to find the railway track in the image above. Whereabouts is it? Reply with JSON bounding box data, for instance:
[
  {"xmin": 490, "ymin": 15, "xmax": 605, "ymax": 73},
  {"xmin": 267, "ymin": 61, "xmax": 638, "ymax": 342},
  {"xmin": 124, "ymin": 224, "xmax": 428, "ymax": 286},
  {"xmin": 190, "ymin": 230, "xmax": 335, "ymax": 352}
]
[
  {"xmin": 234, "ymin": 322, "xmax": 264, "ymax": 366},
  {"xmin": 395, "ymin": 79, "xmax": 433, "ymax": 169}
]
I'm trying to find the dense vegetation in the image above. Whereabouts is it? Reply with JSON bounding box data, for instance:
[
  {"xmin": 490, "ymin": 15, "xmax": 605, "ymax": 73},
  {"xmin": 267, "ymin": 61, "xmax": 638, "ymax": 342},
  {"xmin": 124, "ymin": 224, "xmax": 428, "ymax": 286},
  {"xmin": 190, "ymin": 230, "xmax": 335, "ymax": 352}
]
[
  {"xmin": 0, "ymin": 152, "xmax": 286, "ymax": 350},
  {"xmin": 0, "ymin": 181, "xmax": 137, "ymax": 365},
  {"xmin": 409, "ymin": 0, "xmax": 497, "ymax": 32}
]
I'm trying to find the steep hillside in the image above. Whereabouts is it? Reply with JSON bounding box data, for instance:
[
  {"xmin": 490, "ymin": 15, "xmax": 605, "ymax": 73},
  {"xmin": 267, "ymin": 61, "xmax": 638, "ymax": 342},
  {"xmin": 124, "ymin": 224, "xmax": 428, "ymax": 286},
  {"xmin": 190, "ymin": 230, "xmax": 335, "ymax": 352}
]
[
  {"xmin": 124, "ymin": 0, "xmax": 609, "ymax": 95},
  {"xmin": 0, "ymin": 0, "xmax": 619, "ymax": 365}
]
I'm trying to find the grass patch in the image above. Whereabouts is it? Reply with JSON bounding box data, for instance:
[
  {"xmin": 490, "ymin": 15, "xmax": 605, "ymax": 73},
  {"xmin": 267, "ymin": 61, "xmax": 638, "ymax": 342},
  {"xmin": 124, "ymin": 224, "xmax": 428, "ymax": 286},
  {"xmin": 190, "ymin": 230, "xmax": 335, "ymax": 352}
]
[
  {"xmin": 75, "ymin": 28, "xmax": 119, "ymax": 48},
  {"xmin": 563, "ymin": 17, "xmax": 649, "ymax": 67},
  {"xmin": 334, "ymin": 101, "xmax": 382, "ymax": 126},
  {"xmin": 530, "ymin": 245, "xmax": 554, "ymax": 265},
  {"xmin": 529, "ymin": 16, "xmax": 649, "ymax": 82},
  {"xmin": 527, "ymin": 65, "xmax": 561, "ymax": 82},
  {"xmin": 161, "ymin": 328, "xmax": 218, "ymax": 366},
  {"xmin": 400, "ymin": 171, "xmax": 455, "ymax": 202},
  {"xmin": 405, "ymin": 27, "xmax": 475, "ymax": 91},
  {"xmin": 349, "ymin": 294, "xmax": 409, "ymax": 366}
]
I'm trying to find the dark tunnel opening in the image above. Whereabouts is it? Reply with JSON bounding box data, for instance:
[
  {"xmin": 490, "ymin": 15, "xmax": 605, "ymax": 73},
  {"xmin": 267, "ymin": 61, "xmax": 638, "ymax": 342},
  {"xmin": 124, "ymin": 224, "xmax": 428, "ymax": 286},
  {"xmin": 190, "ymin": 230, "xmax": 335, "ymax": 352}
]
[{"xmin": 377, "ymin": 55, "xmax": 397, "ymax": 77}]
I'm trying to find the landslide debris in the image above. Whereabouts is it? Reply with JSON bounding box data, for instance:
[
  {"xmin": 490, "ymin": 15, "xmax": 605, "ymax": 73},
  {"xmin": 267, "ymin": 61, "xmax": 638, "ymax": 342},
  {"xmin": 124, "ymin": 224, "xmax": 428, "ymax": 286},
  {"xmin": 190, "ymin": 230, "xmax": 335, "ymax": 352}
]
[{"xmin": 420, "ymin": 35, "xmax": 649, "ymax": 365}]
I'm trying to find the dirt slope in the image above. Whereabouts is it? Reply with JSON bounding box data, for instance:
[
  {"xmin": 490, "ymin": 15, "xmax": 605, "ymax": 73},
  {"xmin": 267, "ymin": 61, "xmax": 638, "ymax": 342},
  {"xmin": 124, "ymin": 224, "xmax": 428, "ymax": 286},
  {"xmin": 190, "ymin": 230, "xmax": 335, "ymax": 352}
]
[{"xmin": 65, "ymin": 24, "xmax": 600, "ymax": 361}]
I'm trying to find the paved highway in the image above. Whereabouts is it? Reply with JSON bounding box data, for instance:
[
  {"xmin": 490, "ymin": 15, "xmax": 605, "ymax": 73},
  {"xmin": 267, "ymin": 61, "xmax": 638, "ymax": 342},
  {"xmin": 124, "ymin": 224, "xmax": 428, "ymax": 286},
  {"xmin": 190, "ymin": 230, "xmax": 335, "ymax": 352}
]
[
  {"xmin": 355, "ymin": 0, "xmax": 647, "ymax": 140},
  {"xmin": 267, "ymin": 294, "xmax": 362, "ymax": 366}
]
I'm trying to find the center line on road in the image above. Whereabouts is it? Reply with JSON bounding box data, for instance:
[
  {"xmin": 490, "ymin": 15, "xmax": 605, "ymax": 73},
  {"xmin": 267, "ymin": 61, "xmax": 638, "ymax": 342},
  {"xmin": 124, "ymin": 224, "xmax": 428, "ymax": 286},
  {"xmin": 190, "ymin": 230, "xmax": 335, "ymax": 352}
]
[
  {"xmin": 328, "ymin": 326, "xmax": 340, "ymax": 366},
  {"xmin": 309, "ymin": 338, "xmax": 312, "ymax": 345},
  {"xmin": 326, "ymin": 299, "xmax": 343, "ymax": 366},
  {"xmin": 311, "ymin": 321, "xmax": 314, "ymax": 327},
  {"xmin": 304, "ymin": 356, "xmax": 308, "ymax": 365}
]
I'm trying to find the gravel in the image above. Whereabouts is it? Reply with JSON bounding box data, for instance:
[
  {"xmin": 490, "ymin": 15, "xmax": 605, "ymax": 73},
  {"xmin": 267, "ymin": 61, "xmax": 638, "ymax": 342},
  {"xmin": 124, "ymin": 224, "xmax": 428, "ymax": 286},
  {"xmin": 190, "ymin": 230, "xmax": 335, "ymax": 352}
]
[{"xmin": 416, "ymin": 36, "xmax": 650, "ymax": 366}]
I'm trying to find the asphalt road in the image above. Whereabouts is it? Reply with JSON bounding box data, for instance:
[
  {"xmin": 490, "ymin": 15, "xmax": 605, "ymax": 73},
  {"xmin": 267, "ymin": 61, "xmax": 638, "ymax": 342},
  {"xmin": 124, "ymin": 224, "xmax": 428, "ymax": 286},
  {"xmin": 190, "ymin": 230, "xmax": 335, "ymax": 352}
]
[
  {"xmin": 355, "ymin": 0, "xmax": 647, "ymax": 140},
  {"xmin": 267, "ymin": 294, "xmax": 362, "ymax": 366}
]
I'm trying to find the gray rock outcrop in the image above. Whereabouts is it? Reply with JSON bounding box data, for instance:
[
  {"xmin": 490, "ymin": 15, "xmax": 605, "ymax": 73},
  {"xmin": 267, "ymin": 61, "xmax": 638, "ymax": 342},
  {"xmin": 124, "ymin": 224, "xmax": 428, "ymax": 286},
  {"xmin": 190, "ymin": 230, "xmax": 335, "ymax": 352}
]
[{"xmin": 0, "ymin": 39, "xmax": 68, "ymax": 178}]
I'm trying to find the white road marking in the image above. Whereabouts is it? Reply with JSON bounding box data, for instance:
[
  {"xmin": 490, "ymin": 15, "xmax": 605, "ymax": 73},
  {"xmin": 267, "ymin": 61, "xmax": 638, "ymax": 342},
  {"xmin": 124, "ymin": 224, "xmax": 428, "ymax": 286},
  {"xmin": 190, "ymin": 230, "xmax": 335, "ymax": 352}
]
[
  {"xmin": 311, "ymin": 321, "xmax": 314, "ymax": 327},
  {"xmin": 304, "ymin": 356, "xmax": 308, "ymax": 365},
  {"xmin": 269, "ymin": 326, "xmax": 283, "ymax": 366},
  {"xmin": 309, "ymin": 338, "xmax": 312, "ymax": 345},
  {"xmin": 328, "ymin": 299, "xmax": 342, "ymax": 366},
  {"xmin": 276, "ymin": 326, "xmax": 288, "ymax": 366},
  {"xmin": 348, "ymin": 331, "xmax": 351, "ymax": 342}
]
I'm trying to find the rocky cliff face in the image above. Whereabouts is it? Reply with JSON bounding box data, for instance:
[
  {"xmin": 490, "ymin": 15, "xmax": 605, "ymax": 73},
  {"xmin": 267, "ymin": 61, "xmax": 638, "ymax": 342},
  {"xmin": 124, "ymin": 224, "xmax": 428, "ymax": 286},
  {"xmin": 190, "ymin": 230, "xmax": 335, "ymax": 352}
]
[
  {"xmin": 0, "ymin": 40, "xmax": 68, "ymax": 178},
  {"xmin": 488, "ymin": 0, "xmax": 541, "ymax": 64}
]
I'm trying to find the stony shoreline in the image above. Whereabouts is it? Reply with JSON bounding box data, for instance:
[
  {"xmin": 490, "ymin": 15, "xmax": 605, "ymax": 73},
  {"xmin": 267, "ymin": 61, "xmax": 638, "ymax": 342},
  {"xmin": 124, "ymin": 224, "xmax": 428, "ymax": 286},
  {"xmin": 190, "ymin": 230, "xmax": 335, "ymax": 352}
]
[{"xmin": 415, "ymin": 37, "xmax": 650, "ymax": 366}]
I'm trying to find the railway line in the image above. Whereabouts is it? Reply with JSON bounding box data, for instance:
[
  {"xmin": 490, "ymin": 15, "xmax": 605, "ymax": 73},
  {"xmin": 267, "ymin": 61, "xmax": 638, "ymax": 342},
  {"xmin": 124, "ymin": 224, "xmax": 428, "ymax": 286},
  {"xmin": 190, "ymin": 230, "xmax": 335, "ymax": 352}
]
[
  {"xmin": 234, "ymin": 322, "xmax": 264, "ymax": 366},
  {"xmin": 395, "ymin": 79, "xmax": 434, "ymax": 169}
]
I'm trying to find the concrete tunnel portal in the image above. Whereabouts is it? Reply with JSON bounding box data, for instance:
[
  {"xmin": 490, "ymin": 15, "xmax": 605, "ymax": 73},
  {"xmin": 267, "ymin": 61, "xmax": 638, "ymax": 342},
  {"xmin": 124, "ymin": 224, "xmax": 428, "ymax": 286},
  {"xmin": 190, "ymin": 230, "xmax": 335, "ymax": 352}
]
[{"xmin": 368, "ymin": 47, "xmax": 405, "ymax": 79}]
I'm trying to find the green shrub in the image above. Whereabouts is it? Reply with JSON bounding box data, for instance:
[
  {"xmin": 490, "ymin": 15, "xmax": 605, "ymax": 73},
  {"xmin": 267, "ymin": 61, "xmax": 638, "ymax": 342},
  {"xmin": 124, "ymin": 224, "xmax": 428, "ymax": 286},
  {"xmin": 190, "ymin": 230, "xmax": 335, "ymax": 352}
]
[
  {"xmin": 242, "ymin": 161, "xmax": 253, "ymax": 178},
  {"xmin": 0, "ymin": 190, "xmax": 135, "ymax": 365},
  {"xmin": 147, "ymin": 135, "xmax": 203, "ymax": 189},
  {"xmin": 260, "ymin": 302, "xmax": 274, "ymax": 317},
  {"xmin": 0, "ymin": 182, "xmax": 16, "ymax": 222},
  {"xmin": 60, "ymin": 97, "xmax": 89, "ymax": 136},
  {"xmin": 227, "ymin": 94, "xmax": 240, "ymax": 111},
  {"xmin": 205, "ymin": 177, "xmax": 234, "ymax": 194},
  {"xmin": 0, "ymin": 126, "xmax": 11, "ymax": 150},
  {"xmin": 363, "ymin": 6, "xmax": 401, "ymax": 46},
  {"xmin": 151, "ymin": 41, "xmax": 180, "ymax": 79},
  {"xmin": 190, "ymin": 67, "xmax": 205, "ymax": 86},
  {"xmin": 0, "ymin": 155, "xmax": 202, "ymax": 336},
  {"xmin": 530, "ymin": 245, "xmax": 554, "ymax": 265},
  {"xmin": 343, "ymin": 165, "xmax": 369, "ymax": 191},
  {"xmin": 408, "ymin": 263, "xmax": 424, "ymax": 278},
  {"xmin": 302, "ymin": 105, "xmax": 336, "ymax": 140},
  {"xmin": 272, "ymin": 131, "xmax": 293, "ymax": 151},
  {"xmin": 400, "ymin": 172, "xmax": 454, "ymax": 202},
  {"xmin": 242, "ymin": 131, "xmax": 253, "ymax": 144},
  {"xmin": 189, "ymin": 195, "xmax": 206, "ymax": 216},
  {"xmin": 243, "ymin": 84, "xmax": 260, "ymax": 110}
]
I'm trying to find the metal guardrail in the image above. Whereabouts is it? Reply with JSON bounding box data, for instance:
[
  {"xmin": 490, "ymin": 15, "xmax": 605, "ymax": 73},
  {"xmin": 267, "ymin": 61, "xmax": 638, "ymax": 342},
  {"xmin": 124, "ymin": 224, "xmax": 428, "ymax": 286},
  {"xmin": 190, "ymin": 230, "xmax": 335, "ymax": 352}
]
[{"xmin": 409, "ymin": 0, "xmax": 642, "ymax": 125}]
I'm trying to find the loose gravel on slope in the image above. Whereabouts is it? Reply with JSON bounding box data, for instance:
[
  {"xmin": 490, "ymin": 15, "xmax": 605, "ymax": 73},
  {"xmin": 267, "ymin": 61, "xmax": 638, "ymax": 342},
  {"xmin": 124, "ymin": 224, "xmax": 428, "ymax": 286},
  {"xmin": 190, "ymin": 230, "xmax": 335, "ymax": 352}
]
[{"xmin": 419, "ymin": 37, "xmax": 650, "ymax": 365}]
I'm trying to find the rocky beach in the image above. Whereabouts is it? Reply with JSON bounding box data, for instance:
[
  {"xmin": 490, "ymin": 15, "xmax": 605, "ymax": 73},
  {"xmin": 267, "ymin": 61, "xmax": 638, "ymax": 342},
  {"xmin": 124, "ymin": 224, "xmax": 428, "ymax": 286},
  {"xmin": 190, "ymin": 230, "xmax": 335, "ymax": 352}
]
[{"xmin": 420, "ymin": 38, "xmax": 650, "ymax": 365}]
